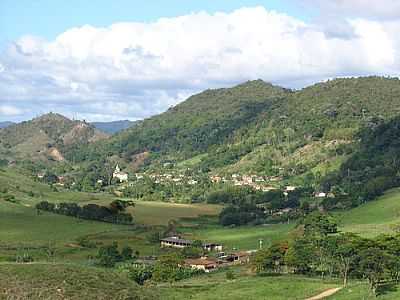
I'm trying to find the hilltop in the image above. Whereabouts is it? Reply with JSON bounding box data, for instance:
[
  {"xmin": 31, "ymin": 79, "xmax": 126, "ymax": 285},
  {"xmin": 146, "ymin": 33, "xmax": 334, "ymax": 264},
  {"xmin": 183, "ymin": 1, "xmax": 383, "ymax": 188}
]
[
  {"xmin": 0, "ymin": 112, "xmax": 108, "ymax": 164},
  {"xmin": 0, "ymin": 121, "xmax": 14, "ymax": 129},
  {"xmin": 72, "ymin": 77, "xmax": 400, "ymax": 179}
]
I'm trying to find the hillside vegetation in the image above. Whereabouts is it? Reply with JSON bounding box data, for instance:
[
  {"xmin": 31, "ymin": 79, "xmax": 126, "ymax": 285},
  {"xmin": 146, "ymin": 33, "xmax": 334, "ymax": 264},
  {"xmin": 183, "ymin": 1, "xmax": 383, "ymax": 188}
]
[
  {"xmin": 0, "ymin": 113, "xmax": 108, "ymax": 164},
  {"xmin": 72, "ymin": 77, "xmax": 400, "ymax": 178}
]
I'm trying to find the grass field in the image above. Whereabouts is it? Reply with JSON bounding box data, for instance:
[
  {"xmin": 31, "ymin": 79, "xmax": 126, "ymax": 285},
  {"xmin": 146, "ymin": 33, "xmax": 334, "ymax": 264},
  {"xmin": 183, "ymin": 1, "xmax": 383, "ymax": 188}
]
[
  {"xmin": 161, "ymin": 271, "xmax": 400, "ymax": 300},
  {"xmin": 4, "ymin": 167, "xmax": 400, "ymax": 299},
  {"xmin": 160, "ymin": 268, "xmax": 340, "ymax": 300},
  {"xmin": 336, "ymin": 188, "xmax": 400, "ymax": 237},
  {"xmin": 0, "ymin": 168, "xmax": 223, "ymax": 261},
  {"xmin": 182, "ymin": 222, "xmax": 294, "ymax": 251}
]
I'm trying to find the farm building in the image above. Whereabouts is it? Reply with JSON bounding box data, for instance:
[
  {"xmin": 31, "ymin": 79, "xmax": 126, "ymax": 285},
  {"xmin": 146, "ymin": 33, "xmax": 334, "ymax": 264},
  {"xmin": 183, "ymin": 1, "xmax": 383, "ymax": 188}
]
[
  {"xmin": 184, "ymin": 257, "xmax": 218, "ymax": 272},
  {"xmin": 219, "ymin": 251, "xmax": 252, "ymax": 265},
  {"xmin": 160, "ymin": 236, "xmax": 223, "ymax": 251}
]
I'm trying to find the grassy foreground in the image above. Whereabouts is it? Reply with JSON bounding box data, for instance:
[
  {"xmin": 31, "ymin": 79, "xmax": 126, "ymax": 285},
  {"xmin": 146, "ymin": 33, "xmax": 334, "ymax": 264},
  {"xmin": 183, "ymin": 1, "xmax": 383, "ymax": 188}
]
[
  {"xmin": 0, "ymin": 263, "xmax": 157, "ymax": 300},
  {"xmin": 159, "ymin": 269, "xmax": 339, "ymax": 300}
]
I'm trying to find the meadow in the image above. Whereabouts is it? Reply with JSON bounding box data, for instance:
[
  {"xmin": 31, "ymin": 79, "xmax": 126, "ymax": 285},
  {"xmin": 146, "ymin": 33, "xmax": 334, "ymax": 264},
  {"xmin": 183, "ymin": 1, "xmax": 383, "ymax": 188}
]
[
  {"xmin": 4, "ymin": 167, "xmax": 400, "ymax": 299},
  {"xmin": 160, "ymin": 268, "xmax": 340, "ymax": 300},
  {"xmin": 336, "ymin": 187, "xmax": 400, "ymax": 237},
  {"xmin": 160, "ymin": 268, "xmax": 400, "ymax": 300}
]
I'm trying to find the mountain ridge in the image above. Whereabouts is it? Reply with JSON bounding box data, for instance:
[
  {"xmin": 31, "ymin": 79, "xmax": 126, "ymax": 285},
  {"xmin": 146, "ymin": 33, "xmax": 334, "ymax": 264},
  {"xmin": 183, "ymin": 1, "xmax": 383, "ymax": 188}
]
[{"xmin": 0, "ymin": 112, "xmax": 109, "ymax": 163}]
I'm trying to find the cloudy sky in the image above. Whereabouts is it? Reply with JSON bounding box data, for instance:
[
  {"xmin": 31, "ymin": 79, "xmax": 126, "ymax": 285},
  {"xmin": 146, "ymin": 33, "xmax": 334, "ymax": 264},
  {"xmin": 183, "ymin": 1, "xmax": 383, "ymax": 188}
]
[{"xmin": 1, "ymin": 0, "xmax": 400, "ymax": 122}]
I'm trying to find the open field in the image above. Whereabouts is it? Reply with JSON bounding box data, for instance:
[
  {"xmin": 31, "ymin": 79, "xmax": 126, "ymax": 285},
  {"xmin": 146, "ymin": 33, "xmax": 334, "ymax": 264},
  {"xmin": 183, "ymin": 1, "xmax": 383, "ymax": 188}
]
[
  {"xmin": 132, "ymin": 201, "xmax": 221, "ymax": 225},
  {"xmin": 336, "ymin": 188, "xmax": 400, "ymax": 237},
  {"xmin": 183, "ymin": 222, "xmax": 294, "ymax": 251},
  {"xmin": 160, "ymin": 269, "xmax": 340, "ymax": 300},
  {"xmin": 0, "ymin": 169, "xmax": 223, "ymax": 261}
]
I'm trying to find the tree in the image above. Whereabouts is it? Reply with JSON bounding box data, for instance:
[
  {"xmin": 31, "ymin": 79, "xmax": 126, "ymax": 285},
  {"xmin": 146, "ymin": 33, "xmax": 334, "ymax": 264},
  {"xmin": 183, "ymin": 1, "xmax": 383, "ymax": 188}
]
[
  {"xmin": 121, "ymin": 246, "xmax": 134, "ymax": 261},
  {"xmin": 328, "ymin": 233, "xmax": 361, "ymax": 286},
  {"xmin": 285, "ymin": 238, "xmax": 315, "ymax": 274},
  {"xmin": 359, "ymin": 245, "xmax": 390, "ymax": 295},
  {"xmin": 97, "ymin": 243, "xmax": 122, "ymax": 267},
  {"xmin": 123, "ymin": 264, "xmax": 153, "ymax": 285},
  {"xmin": 303, "ymin": 212, "xmax": 338, "ymax": 238},
  {"xmin": 152, "ymin": 253, "xmax": 184, "ymax": 282},
  {"xmin": 253, "ymin": 242, "xmax": 288, "ymax": 274}
]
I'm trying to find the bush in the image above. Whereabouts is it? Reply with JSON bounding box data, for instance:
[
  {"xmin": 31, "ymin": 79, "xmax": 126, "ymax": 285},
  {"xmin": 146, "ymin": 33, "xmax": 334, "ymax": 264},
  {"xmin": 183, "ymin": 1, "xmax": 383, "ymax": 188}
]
[{"xmin": 226, "ymin": 270, "xmax": 235, "ymax": 280}]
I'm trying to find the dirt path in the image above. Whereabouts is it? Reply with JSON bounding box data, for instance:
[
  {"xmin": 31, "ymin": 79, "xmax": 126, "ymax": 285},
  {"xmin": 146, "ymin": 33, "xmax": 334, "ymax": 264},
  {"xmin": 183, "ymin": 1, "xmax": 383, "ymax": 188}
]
[{"xmin": 305, "ymin": 287, "xmax": 342, "ymax": 300}]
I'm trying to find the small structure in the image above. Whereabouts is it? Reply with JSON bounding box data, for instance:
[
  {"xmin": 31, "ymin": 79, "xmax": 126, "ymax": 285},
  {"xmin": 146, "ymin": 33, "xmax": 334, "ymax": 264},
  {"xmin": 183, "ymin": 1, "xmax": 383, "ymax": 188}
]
[
  {"xmin": 113, "ymin": 164, "xmax": 128, "ymax": 182},
  {"xmin": 160, "ymin": 236, "xmax": 223, "ymax": 252},
  {"xmin": 184, "ymin": 257, "xmax": 218, "ymax": 273},
  {"xmin": 315, "ymin": 192, "xmax": 327, "ymax": 198},
  {"xmin": 210, "ymin": 176, "xmax": 222, "ymax": 183},
  {"xmin": 285, "ymin": 186, "xmax": 297, "ymax": 192},
  {"xmin": 225, "ymin": 251, "xmax": 251, "ymax": 265}
]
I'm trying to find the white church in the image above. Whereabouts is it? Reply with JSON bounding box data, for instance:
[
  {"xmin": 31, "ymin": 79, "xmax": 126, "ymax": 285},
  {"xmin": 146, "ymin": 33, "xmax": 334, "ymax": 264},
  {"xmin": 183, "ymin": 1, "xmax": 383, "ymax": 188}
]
[{"xmin": 113, "ymin": 164, "xmax": 128, "ymax": 182}]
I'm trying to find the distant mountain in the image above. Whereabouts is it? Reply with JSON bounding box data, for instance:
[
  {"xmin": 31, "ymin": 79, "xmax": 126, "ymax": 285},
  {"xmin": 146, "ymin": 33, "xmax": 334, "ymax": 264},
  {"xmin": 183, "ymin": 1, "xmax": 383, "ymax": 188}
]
[
  {"xmin": 0, "ymin": 113, "xmax": 108, "ymax": 163},
  {"xmin": 91, "ymin": 120, "xmax": 138, "ymax": 134},
  {"xmin": 0, "ymin": 121, "xmax": 14, "ymax": 129}
]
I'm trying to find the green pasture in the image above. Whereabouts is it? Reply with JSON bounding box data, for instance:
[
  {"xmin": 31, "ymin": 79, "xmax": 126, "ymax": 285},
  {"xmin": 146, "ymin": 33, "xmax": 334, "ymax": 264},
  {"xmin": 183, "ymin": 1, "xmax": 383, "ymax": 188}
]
[{"xmin": 160, "ymin": 269, "xmax": 339, "ymax": 300}]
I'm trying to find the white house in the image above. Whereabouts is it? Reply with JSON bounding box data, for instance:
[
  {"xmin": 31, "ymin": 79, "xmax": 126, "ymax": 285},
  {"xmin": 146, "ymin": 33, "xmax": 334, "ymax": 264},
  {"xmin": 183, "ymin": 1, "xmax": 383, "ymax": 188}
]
[{"xmin": 113, "ymin": 165, "xmax": 128, "ymax": 182}]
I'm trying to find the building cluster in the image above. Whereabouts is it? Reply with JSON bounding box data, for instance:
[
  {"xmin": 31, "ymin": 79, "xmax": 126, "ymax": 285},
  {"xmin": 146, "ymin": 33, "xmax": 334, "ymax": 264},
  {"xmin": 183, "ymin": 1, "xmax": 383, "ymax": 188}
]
[
  {"xmin": 210, "ymin": 174, "xmax": 282, "ymax": 192},
  {"xmin": 160, "ymin": 236, "xmax": 253, "ymax": 273}
]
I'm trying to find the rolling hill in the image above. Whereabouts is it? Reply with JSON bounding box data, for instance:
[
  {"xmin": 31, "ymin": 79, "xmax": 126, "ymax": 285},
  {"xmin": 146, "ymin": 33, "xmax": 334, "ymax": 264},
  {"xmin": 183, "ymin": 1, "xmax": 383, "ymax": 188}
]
[
  {"xmin": 72, "ymin": 77, "xmax": 400, "ymax": 182},
  {"xmin": 0, "ymin": 121, "xmax": 14, "ymax": 129},
  {"xmin": 0, "ymin": 112, "xmax": 108, "ymax": 164}
]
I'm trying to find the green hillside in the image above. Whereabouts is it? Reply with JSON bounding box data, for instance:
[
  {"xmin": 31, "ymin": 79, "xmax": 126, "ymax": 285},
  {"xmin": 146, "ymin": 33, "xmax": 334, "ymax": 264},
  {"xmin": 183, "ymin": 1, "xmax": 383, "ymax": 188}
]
[
  {"xmin": 0, "ymin": 112, "xmax": 108, "ymax": 164},
  {"xmin": 0, "ymin": 264, "xmax": 155, "ymax": 299},
  {"xmin": 71, "ymin": 77, "xmax": 400, "ymax": 179}
]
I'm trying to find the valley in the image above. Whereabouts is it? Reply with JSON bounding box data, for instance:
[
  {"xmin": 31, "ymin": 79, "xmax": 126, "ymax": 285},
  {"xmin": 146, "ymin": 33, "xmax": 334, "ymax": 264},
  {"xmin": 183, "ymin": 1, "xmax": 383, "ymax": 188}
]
[{"xmin": 2, "ymin": 77, "xmax": 400, "ymax": 299}]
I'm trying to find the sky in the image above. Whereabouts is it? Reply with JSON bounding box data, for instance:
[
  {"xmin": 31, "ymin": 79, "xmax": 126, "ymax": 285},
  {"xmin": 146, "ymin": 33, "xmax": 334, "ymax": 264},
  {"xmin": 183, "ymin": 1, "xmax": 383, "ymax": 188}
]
[{"xmin": 0, "ymin": 0, "xmax": 400, "ymax": 122}]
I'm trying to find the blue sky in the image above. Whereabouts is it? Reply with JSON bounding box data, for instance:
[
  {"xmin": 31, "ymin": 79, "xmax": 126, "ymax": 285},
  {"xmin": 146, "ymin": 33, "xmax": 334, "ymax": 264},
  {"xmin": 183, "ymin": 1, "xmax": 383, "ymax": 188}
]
[
  {"xmin": 0, "ymin": 0, "xmax": 309, "ymax": 43},
  {"xmin": 0, "ymin": 1, "xmax": 399, "ymax": 122}
]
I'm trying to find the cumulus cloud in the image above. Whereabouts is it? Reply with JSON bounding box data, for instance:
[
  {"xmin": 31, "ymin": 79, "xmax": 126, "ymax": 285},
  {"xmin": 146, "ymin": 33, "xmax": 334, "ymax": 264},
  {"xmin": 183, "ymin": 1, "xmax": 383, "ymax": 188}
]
[
  {"xmin": 0, "ymin": 104, "xmax": 23, "ymax": 116},
  {"xmin": 0, "ymin": 6, "xmax": 400, "ymax": 121},
  {"xmin": 303, "ymin": 0, "xmax": 400, "ymax": 20}
]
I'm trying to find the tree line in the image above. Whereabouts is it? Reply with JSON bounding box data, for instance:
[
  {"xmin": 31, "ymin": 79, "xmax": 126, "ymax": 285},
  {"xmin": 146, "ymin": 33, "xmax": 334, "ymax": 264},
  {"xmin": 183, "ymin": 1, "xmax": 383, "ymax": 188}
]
[
  {"xmin": 253, "ymin": 212, "xmax": 400, "ymax": 296},
  {"xmin": 35, "ymin": 200, "xmax": 134, "ymax": 224}
]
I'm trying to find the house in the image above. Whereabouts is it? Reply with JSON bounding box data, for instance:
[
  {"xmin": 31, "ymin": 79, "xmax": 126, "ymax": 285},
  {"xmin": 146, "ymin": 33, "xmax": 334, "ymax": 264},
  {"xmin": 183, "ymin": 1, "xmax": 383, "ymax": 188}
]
[
  {"xmin": 184, "ymin": 257, "xmax": 218, "ymax": 273},
  {"xmin": 219, "ymin": 251, "xmax": 252, "ymax": 265},
  {"xmin": 285, "ymin": 186, "xmax": 297, "ymax": 192},
  {"xmin": 210, "ymin": 176, "xmax": 222, "ymax": 183},
  {"xmin": 160, "ymin": 237, "xmax": 192, "ymax": 249},
  {"xmin": 226, "ymin": 251, "xmax": 251, "ymax": 264},
  {"xmin": 113, "ymin": 165, "xmax": 128, "ymax": 182},
  {"xmin": 160, "ymin": 236, "xmax": 223, "ymax": 252},
  {"xmin": 315, "ymin": 192, "xmax": 327, "ymax": 198}
]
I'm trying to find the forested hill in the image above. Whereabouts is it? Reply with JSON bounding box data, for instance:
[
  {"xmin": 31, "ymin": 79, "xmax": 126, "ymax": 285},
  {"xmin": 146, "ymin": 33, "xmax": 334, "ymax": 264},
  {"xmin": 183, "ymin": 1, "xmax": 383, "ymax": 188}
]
[
  {"xmin": 71, "ymin": 80, "xmax": 289, "ymax": 165},
  {"xmin": 71, "ymin": 77, "xmax": 400, "ymax": 180},
  {"xmin": 0, "ymin": 112, "xmax": 108, "ymax": 164},
  {"xmin": 321, "ymin": 115, "xmax": 400, "ymax": 208}
]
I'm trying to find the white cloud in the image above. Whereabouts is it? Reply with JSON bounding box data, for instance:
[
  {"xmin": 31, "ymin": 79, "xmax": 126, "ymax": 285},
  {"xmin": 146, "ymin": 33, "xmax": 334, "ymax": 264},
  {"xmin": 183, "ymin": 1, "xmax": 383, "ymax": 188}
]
[
  {"xmin": 0, "ymin": 104, "xmax": 24, "ymax": 116},
  {"xmin": 303, "ymin": 0, "xmax": 400, "ymax": 20},
  {"xmin": 0, "ymin": 6, "xmax": 400, "ymax": 121}
]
